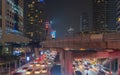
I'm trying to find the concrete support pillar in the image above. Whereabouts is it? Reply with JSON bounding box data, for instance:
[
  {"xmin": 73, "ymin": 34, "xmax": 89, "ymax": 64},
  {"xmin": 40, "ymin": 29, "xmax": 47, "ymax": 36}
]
[
  {"xmin": 0, "ymin": 65, "xmax": 2, "ymax": 73},
  {"xmin": 8, "ymin": 44, "xmax": 14, "ymax": 55},
  {"xmin": 59, "ymin": 50, "xmax": 65, "ymax": 75},
  {"xmin": 5, "ymin": 63, "xmax": 7, "ymax": 71},
  {"xmin": 47, "ymin": 67, "xmax": 51, "ymax": 75},
  {"xmin": 14, "ymin": 60, "xmax": 17, "ymax": 70},
  {"xmin": 8, "ymin": 62, "xmax": 11, "ymax": 75},
  {"xmin": 1, "ymin": 0, "xmax": 6, "ymax": 55},
  {"xmin": 19, "ymin": 58, "xmax": 22, "ymax": 67},
  {"xmin": 64, "ymin": 51, "xmax": 73, "ymax": 75},
  {"xmin": 118, "ymin": 57, "xmax": 120, "ymax": 75},
  {"xmin": 35, "ymin": 48, "xmax": 39, "ymax": 58},
  {"xmin": 109, "ymin": 61, "xmax": 112, "ymax": 71}
]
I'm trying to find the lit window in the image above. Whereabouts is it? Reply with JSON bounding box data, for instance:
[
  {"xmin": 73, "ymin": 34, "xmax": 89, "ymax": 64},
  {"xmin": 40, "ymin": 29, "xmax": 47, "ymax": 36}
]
[
  {"xmin": 28, "ymin": 4, "xmax": 30, "ymax": 7},
  {"xmin": 30, "ymin": 4, "xmax": 34, "ymax": 7},
  {"xmin": 30, "ymin": 22, "xmax": 33, "ymax": 24},
  {"xmin": 28, "ymin": 14, "xmax": 30, "ymax": 16},
  {"xmin": 97, "ymin": 0, "xmax": 100, "ymax": 3},
  {"xmin": 31, "ymin": 32, "xmax": 33, "ymax": 37},
  {"xmin": 118, "ymin": 18, "xmax": 120, "ymax": 22},
  {"xmin": 30, "ymin": 17, "xmax": 33, "ymax": 19},
  {"xmin": 40, "ymin": 19, "xmax": 43, "ymax": 22},
  {"xmin": 39, "ymin": 19, "xmax": 43, "ymax": 23},
  {"xmin": 35, "ymin": 15, "xmax": 38, "ymax": 18},
  {"xmin": 40, "ymin": 11, "xmax": 42, "ymax": 13},
  {"xmin": 32, "ymin": 1, "xmax": 35, "ymax": 4},
  {"xmin": 101, "ymin": 0, "xmax": 104, "ymax": 2},
  {"xmin": 30, "ymin": 19, "xmax": 34, "ymax": 22},
  {"xmin": 36, "ymin": 10, "xmax": 38, "ymax": 12}
]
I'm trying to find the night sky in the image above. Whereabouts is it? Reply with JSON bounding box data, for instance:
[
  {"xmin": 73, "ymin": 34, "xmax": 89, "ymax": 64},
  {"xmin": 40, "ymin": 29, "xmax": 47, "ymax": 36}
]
[{"xmin": 45, "ymin": 0, "xmax": 93, "ymax": 38}]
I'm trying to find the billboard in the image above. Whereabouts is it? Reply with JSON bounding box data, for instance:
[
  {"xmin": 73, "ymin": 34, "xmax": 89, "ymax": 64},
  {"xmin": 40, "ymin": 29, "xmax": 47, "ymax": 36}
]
[{"xmin": 51, "ymin": 30, "xmax": 56, "ymax": 39}]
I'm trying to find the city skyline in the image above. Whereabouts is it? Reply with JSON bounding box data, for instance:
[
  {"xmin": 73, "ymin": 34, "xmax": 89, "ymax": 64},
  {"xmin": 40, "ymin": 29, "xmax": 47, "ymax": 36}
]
[
  {"xmin": 0, "ymin": 0, "xmax": 120, "ymax": 75},
  {"xmin": 45, "ymin": 0, "xmax": 93, "ymax": 38},
  {"xmin": 45, "ymin": 0, "xmax": 120, "ymax": 38}
]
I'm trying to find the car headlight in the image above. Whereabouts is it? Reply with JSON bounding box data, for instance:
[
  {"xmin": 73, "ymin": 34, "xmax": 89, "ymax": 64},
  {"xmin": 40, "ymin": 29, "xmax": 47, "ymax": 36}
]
[
  {"xmin": 30, "ymin": 64, "xmax": 34, "ymax": 67},
  {"xmin": 34, "ymin": 71, "xmax": 40, "ymax": 74},
  {"xmin": 36, "ymin": 64, "xmax": 40, "ymax": 67},
  {"xmin": 26, "ymin": 72, "xmax": 31, "ymax": 74},
  {"xmin": 41, "ymin": 70, "xmax": 47, "ymax": 73}
]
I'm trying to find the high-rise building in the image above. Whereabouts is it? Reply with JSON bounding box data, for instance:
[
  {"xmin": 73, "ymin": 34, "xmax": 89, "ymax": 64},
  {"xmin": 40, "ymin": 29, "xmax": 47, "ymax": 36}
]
[
  {"xmin": 1, "ymin": 0, "xmax": 24, "ymax": 35},
  {"xmin": 24, "ymin": 0, "xmax": 46, "ymax": 43},
  {"xmin": 80, "ymin": 13, "xmax": 90, "ymax": 32},
  {"xmin": 0, "ymin": 0, "xmax": 29, "ymax": 54},
  {"xmin": 93, "ymin": 0, "xmax": 117, "ymax": 32},
  {"xmin": 116, "ymin": 0, "xmax": 120, "ymax": 31}
]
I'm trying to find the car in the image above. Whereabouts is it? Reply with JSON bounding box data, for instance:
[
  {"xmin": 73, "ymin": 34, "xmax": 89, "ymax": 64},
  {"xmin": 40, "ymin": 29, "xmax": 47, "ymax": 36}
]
[
  {"xmin": 41, "ymin": 68, "xmax": 47, "ymax": 73},
  {"xmin": 29, "ymin": 63, "xmax": 35, "ymax": 67},
  {"xmin": 103, "ymin": 68, "xmax": 112, "ymax": 75},
  {"xmin": 26, "ymin": 69, "xmax": 34, "ymax": 75},
  {"xmin": 40, "ymin": 63, "xmax": 46, "ymax": 68},
  {"xmin": 22, "ymin": 67, "xmax": 29, "ymax": 71},
  {"xmin": 98, "ymin": 70, "xmax": 106, "ymax": 75},
  {"xmin": 34, "ymin": 68, "xmax": 41, "ymax": 74},
  {"xmin": 99, "ymin": 68, "xmax": 112, "ymax": 75},
  {"xmin": 84, "ymin": 65, "xmax": 89, "ymax": 70},
  {"xmin": 35, "ymin": 63, "xmax": 41, "ymax": 67}
]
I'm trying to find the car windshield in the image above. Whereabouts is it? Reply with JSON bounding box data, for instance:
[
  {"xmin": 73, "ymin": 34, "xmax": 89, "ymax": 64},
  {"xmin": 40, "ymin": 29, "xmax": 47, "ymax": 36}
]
[
  {"xmin": 22, "ymin": 67, "xmax": 28, "ymax": 69},
  {"xmin": 27, "ymin": 69, "xmax": 33, "ymax": 71},
  {"xmin": 35, "ymin": 69, "xmax": 41, "ymax": 71}
]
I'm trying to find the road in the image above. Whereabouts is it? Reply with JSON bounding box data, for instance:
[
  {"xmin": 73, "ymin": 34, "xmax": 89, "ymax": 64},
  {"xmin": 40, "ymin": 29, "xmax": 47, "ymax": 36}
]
[
  {"xmin": 12, "ymin": 50, "xmax": 57, "ymax": 75},
  {"xmin": 12, "ymin": 62, "xmax": 49, "ymax": 75},
  {"xmin": 78, "ymin": 65, "xmax": 98, "ymax": 75}
]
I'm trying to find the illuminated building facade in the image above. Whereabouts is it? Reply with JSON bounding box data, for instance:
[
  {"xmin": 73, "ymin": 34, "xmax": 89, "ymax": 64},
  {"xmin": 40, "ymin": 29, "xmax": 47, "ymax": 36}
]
[
  {"xmin": 0, "ymin": 0, "xmax": 29, "ymax": 55},
  {"xmin": 116, "ymin": 0, "xmax": 120, "ymax": 31},
  {"xmin": 1, "ymin": 0, "xmax": 24, "ymax": 35},
  {"xmin": 24, "ymin": 0, "xmax": 46, "ymax": 43},
  {"xmin": 93, "ymin": 0, "xmax": 117, "ymax": 32}
]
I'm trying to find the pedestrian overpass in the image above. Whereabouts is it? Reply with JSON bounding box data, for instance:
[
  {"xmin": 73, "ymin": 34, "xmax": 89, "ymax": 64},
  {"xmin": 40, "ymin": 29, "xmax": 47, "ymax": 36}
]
[
  {"xmin": 41, "ymin": 32, "xmax": 120, "ymax": 59},
  {"xmin": 42, "ymin": 32, "xmax": 120, "ymax": 50},
  {"xmin": 41, "ymin": 32, "xmax": 120, "ymax": 75}
]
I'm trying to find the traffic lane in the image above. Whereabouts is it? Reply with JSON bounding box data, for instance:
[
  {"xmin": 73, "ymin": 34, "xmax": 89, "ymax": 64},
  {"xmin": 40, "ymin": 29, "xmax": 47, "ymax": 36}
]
[
  {"xmin": 14, "ymin": 69, "xmax": 48, "ymax": 75},
  {"xmin": 75, "ymin": 71, "xmax": 82, "ymax": 75},
  {"xmin": 78, "ymin": 65, "xmax": 98, "ymax": 75},
  {"xmin": 14, "ymin": 64, "xmax": 49, "ymax": 75}
]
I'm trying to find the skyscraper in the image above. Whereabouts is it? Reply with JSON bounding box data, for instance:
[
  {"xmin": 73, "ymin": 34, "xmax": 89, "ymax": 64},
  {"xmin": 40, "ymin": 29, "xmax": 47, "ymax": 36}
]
[
  {"xmin": 24, "ymin": 0, "xmax": 46, "ymax": 43},
  {"xmin": 116, "ymin": 0, "xmax": 120, "ymax": 31},
  {"xmin": 80, "ymin": 13, "xmax": 90, "ymax": 33},
  {"xmin": 93, "ymin": 0, "xmax": 117, "ymax": 32},
  {"xmin": 1, "ymin": 0, "xmax": 24, "ymax": 35},
  {"xmin": 0, "ymin": 0, "xmax": 29, "ymax": 54}
]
